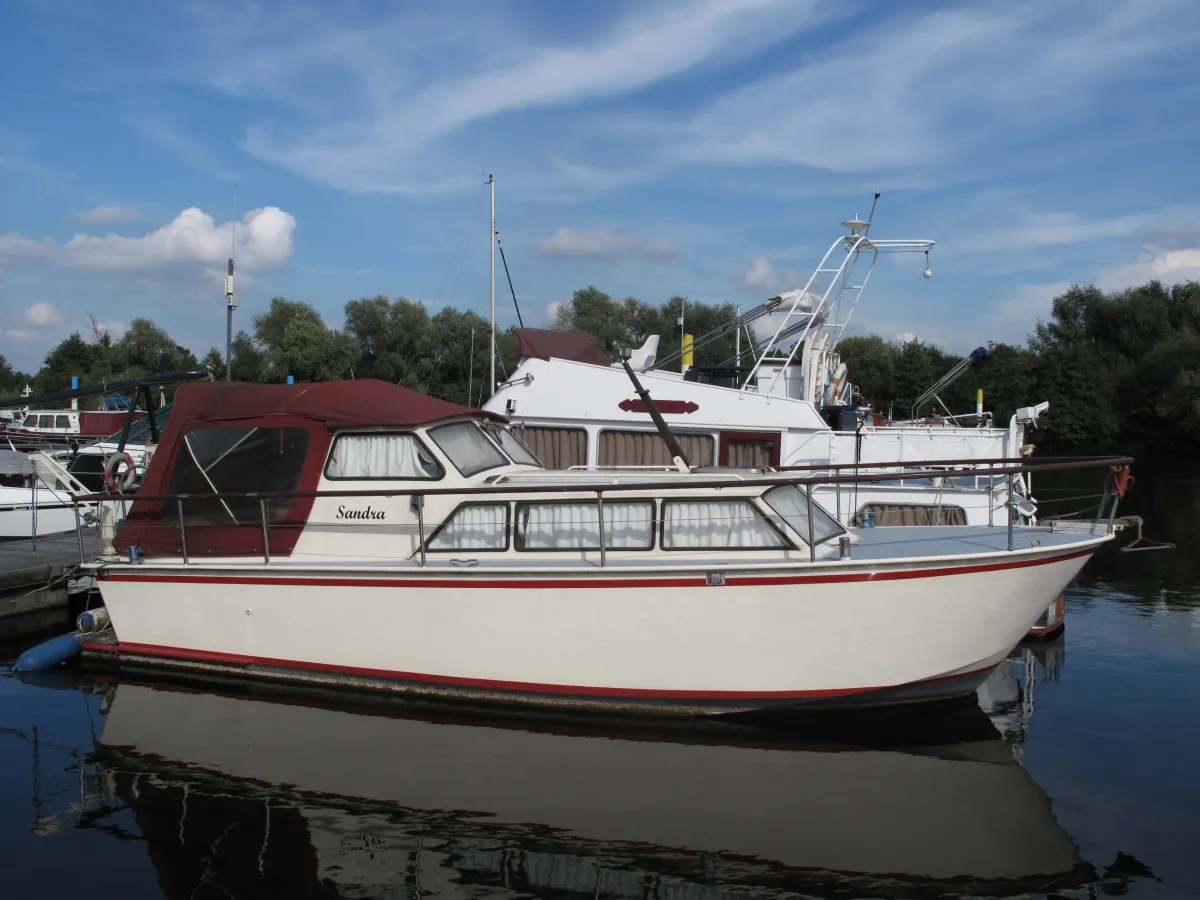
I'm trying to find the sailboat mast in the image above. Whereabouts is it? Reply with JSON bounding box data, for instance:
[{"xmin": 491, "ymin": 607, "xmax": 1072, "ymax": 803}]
[{"xmin": 489, "ymin": 174, "xmax": 496, "ymax": 395}]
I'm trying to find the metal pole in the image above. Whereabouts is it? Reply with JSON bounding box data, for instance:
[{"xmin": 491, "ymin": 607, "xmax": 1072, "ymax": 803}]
[
  {"xmin": 225, "ymin": 305, "xmax": 233, "ymax": 381},
  {"xmin": 260, "ymin": 499, "xmax": 271, "ymax": 565},
  {"xmin": 416, "ymin": 495, "xmax": 426, "ymax": 567},
  {"xmin": 489, "ymin": 174, "xmax": 496, "ymax": 396},
  {"xmin": 74, "ymin": 500, "xmax": 85, "ymax": 564},
  {"xmin": 1006, "ymin": 475, "xmax": 1014, "ymax": 552},
  {"xmin": 597, "ymin": 492, "xmax": 606, "ymax": 568},
  {"xmin": 31, "ymin": 471, "xmax": 38, "ymax": 552},
  {"xmin": 177, "ymin": 499, "xmax": 189, "ymax": 565},
  {"xmin": 805, "ymin": 482, "xmax": 816, "ymax": 563},
  {"xmin": 734, "ymin": 304, "xmax": 741, "ymax": 369}
]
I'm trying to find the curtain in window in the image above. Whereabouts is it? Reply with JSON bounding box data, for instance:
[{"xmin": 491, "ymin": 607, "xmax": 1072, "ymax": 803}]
[
  {"xmin": 725, "ymin": 439, "xmax": 774, "ymax": 467},
  {"xmin": 663, "ymin": 500, "xmax": 784, "ymax": 548},
  {"xmin": 598, "ymin": 432, "xmax": 714, "ymax": 467},
  {"xmin": 517, "ymin": 501, "xmax": 654, "ymax": 549},
  {"xmin": 512, "ymin": 427, "xmax": 587, "ymax": 469},
  {"xmin": 429, "ymin": 505, "xmax": 507, "ymax": 550},
  {"xmin": 326, "ymin": 434, "xmax": 438, "ymax": 479},
  {"xmin": 857, "ymin": 503, "xmax": 967, "ymax": 526}
]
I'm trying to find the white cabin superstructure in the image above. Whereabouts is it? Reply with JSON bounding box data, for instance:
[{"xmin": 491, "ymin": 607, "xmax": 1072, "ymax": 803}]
[{"xmin": 485, "ymin": 217, "xmax": 1048, "ymax": 528}]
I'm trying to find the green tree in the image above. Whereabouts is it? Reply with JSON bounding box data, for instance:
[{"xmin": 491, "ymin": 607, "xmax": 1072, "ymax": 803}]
[
  {"xmin": 344, "ymin": 295, "xmax": 433, "ymax": 387},
  {"xmin": 252, "ymin": 298, "xmax": 357, "ymax": 383},
  {"xmin": 114, "ymin": 318, "xmax": 199, "ymax": 375}
]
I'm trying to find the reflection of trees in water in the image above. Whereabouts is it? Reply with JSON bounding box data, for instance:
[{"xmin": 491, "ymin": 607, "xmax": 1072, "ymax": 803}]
[{"xmin": 1040, "ymin": 470, "xmax": 1200, "ymax": 609}]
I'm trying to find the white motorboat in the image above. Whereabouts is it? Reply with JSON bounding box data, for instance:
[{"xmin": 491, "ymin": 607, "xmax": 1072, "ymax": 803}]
[
  {"xmin": 88, "ymin": 678, "xmax": 1096, "ymax": 896},
  {"xmin": 79, "ymin": 379, "xmax": 1122, "ymax": 715},
  {"xmin": 0, "ymin": 449, "xmax": 83, "ymax": 538},
  {"xmin": 485, "ymin": 217, "xmax": 1048, "ymax": 528}
]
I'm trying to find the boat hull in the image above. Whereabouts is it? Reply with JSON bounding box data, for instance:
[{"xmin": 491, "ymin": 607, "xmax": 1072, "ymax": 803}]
[{"xmin": 86, "ymin": 541, "xmax": 1101, "ymax": 715}]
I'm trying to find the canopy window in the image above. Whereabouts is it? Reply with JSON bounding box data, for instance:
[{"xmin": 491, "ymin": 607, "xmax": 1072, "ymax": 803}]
[
  {"xmin": 325, "ymin": 433, "xmax": 443, "ymax": 480},
  {"xmin": 481, "ymin": 423, "xmax": 541, "ymax": 467},
  {"xmin": 167, "ymin": 426, "xmax": 311, "ymax": 527},
  {"xmin": 762, "ymin": 484, "xmax": 845, "ymax": 546},
  {"xmin": 427, "ymin": 503, "xmax": 509, "ymax": 551},
  {"xmin": 857, "ymin": 503, "xmax": 967, "ymax": 526},
  {"xmin": 662, "ymin": 499, "xmax": 787, "ymax": 550},
  {"xmin": 428, "ymin": 422, "xmax": 509, "ymax": 477},
  {"xmin": 515, "ymin": 501, "xmax": 655, "ymax": 551},
  {"xmin": 598, "ymin": 431, "xmax": 714, "ymax": 468},
  {"xmin": 512, "ymin": 426, "xmax": 587, "ymax": 469}
]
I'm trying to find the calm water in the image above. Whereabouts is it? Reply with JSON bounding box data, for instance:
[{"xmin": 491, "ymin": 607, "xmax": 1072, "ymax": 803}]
[{"xmin": 2, "ymin": 474, "xmax": 1198, "ymax": 899}]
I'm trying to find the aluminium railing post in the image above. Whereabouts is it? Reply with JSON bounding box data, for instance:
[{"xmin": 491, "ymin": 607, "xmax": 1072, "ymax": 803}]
[
  {"xmin": 597, "ymin": 491, "xmax": 606, "ymax": 568},
  {"xmin": 73, "ymin": 499, "xmax": 85, "ymax": 564},
  {"xmin": 416, "ymin": 494, "xmax": 426, "ymax": 567},
  {"xmin": 260, "ymin": 499, "xmax": 270, "ymax": 565},
  {"xmin": 31, "ymin": 474, "xmax": 38, "ymax": 552},
  {"xmin": 177, "ymin": 498, "xmax": 189, "ymax": 565},
  {"xmin": 1006, "ymin": 475, "xmax": 1014, "ymax": 552},
  {"xmin": 805, "ymin": 481, "xmax": 816, "ymax": 563}
]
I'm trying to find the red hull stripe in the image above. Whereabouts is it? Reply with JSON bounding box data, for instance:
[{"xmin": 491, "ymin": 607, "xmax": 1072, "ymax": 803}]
[
  {"xmin": 81, "ymin": 639, "xmax": 997, "ymax": 700},
  {"xmin": 100, "ymin": 547, "xmax": 1093, "ymax": 590}
]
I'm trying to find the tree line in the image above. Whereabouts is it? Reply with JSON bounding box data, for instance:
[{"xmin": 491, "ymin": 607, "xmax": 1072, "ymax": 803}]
[{"xmin": 3, "ymin": 279, "xmax": 1196, "ymax": 454}]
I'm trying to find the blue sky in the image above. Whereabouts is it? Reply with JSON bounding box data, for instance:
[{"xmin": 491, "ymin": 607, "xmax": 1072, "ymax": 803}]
[{"xmin": 2, "ymin": 0, "xmax": 1199, "ymax": 373}]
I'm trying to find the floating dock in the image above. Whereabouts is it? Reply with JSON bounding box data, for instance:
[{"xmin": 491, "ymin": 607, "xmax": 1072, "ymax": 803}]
[{"xmin": 0, "ymin": 530, "xmax": 99, "ymax": 638}]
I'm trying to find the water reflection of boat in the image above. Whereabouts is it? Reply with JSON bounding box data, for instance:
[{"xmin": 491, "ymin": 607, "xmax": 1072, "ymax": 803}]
[
  {"xmin": 976, "ymin": 639, "xmax": 1065, "ymax": 748},
  {"xmin": 93, "ymin": 679, "xmax": 1095, "ymax": 898}
]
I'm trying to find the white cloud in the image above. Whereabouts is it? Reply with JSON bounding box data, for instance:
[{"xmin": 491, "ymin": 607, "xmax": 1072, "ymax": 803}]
[
  {"xmin": 891, "ymin": 331, "xmax": 920, "ymax": 345},
  {"xmin": 24, "ymin": 302, "xmax": 63, "ymax": 326},
  {"xmin": 983, "ymin": 281, "xmax": 1072, "ymax": 344},
  {"xmin": 544, "ymin": 300, "xmax": 565, "ymax": 324},
  {"xmin": 4, "ymin": 329, "xmax": 36, "ymax": 340},
  {"xmin": 1098, "ymin": 248, "xmax": 1200, "ymax": 290},
  {"xmin": 0, "ymin": 207, "xmax": 296, "ymax": 274},
  {"xmin": 539, "ymin": 227, "xmax": 682, "ymax": 262},
  {"xmin": 231, "ymin": 0, "xmax": 824, "ymax": 192},
  {"xmin": 74, "ymin": 205, "xmax": 139, "ymax": 224},
  {"xmin": 91, "ymin": 320, "xmax": 127, "ymax": 338},
  {"xmin": 736, "ymin": 255, "xmax": 801, "ymax": 292},
  {"xmin": 62, "ymin": 207, "xmax": 295, "ymax": 270},
  {"xmin": 679, "ymin": 2, "xmax": 1197, "ymax": 174}
]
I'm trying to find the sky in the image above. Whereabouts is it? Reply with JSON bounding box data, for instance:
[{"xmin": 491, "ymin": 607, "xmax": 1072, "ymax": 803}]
[{"xmin": 2, "ymin": 0, "xmax": 1199, "ymax": 374}]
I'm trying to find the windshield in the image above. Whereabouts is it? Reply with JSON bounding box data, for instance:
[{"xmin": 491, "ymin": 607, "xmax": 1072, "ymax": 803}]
[
  {"xmin": 483, "ymin": 424, "xmax": 541, "ymax": 467},
  {"xmin": 428, "ymin": 422, "xmax": 509, "ymax": 477},
  {"xmin": 762, "ymin": 484, "xmax": 845, "ymax": 546}
]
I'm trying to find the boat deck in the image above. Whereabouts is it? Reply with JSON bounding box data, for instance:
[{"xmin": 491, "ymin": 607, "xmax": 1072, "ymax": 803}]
[
  {"xmin": 848, "ymin": 523, "xmax": 1110, "ymax": 561},
  {"xmin": 87, "ymin": 524, "xmax": 1111, "ymax": 573}
]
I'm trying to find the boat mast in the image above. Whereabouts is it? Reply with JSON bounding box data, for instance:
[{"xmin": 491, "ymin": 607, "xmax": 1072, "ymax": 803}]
[
  {"xmin": 224, "ymin": 185, "xmax": 237, "ymax": 382},
  {"xmin": 489, "ymin": 174, "xmax": 496, "ymax": 396}
]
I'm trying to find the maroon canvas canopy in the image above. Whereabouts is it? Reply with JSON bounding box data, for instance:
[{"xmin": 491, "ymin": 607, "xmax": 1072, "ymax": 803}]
[
  {"xmin": 167, "ymin": 379, "xmax": 503, "ymax": 430},
  {"xmin": 114, "ymin": 380, "xmax": 501, "ymax": 559},
  {"xmin": 517, "ymin": 328, "xmax": 611, "ymax": 367}
]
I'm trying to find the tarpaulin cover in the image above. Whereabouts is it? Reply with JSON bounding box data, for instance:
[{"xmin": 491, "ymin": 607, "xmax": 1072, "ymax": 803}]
[
  {"xmin": 114, "ymin": 379, "xmax": 500, "ymax": 559},
  {"xmin": 166, "ymin": 379, "xmax": 503, "ymax": 430},
  {"xmin": 517, "ymin": 329, "xmax": 611, "ymax": 367}
]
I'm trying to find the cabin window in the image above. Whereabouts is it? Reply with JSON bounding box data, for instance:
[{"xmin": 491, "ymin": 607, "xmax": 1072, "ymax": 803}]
[
  {"xmin": 512, "ymin": 426, "xmax": 587, "ymax": 469},
  {"xmin": 598, "ymin": 431, "xmax": 715, "ymax": 467},
  {"xmin": 662, "ymin": 499, "xmax": 787, "ymax": 549},
  {"xmin": 167, "ymin": 426, "xmax": 311, "ymax": 526},
  {"xmin": 325, "ymin": 433, "xmax": 442, "ymax": 480},
  {"xmin": 55, "ymin": 415, "xmax": 71, "ymax": 429},
  {"xmin": 427, "ymin": 503, "xmax": 509, "ymax": 551},
  {"xmin": 762, "ymin": 484, "xmax": 845, "ymax": 545},
  {"xmin": 515, "ymin": 501, "xmax": 655, "ymax": 551},
  {"xmin": 482, "ymin": 423, "xmax": 541, "ymax": 467},
  {"xmin": 856, "ymin": 503, "xmax": 967, "ymax": 526},
  {"xmin": 428, "ymin": 422, "xmax": 508, "ymax": 477}
]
